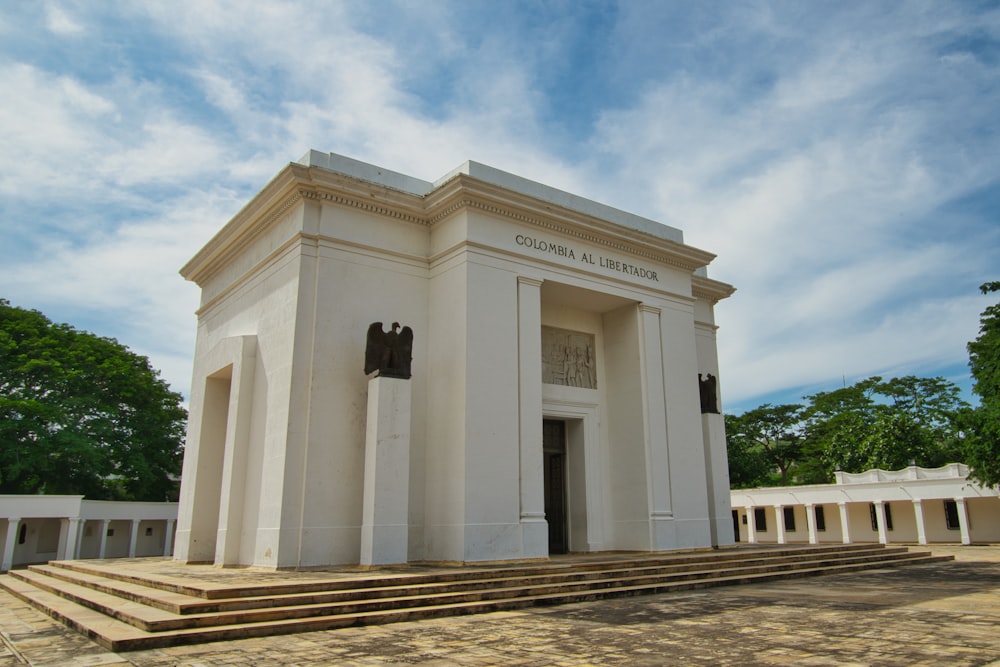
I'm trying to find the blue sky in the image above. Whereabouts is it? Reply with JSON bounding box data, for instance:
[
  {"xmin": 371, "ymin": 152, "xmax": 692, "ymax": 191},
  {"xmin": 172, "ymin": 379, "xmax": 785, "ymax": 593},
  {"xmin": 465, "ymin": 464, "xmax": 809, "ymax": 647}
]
[{"xmin": 1, "ymin": 1, "xmax": 997, "ymax": 414}]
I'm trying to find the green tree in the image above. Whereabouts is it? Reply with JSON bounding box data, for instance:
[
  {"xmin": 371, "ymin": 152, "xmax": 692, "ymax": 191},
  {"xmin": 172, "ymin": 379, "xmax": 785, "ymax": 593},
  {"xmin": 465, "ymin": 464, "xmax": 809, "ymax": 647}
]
[
  {"xmin": 800, "ymin": 376, "xmax": 967, "ymax": 483},
  {"xmin": 965, "ymin": 281, "xmax": 1000, "ymax": 487},
  {"xmin": 799, "ymin": 380, "xmax": 878, "ymax": 483},
  {"xmin": 724, "ymin": 413, "xmax": 774, "ymax": 488},
  {"xmin": 874, "ymin": 375, "xmax": 966, "ymax": 466},
  {"xmin": 0, "ymin": 298, "xmax": 186, "ymax": 500},
  {"xmin": 725, "ymin": 404, "xmax": 805, "ymax": 486}
]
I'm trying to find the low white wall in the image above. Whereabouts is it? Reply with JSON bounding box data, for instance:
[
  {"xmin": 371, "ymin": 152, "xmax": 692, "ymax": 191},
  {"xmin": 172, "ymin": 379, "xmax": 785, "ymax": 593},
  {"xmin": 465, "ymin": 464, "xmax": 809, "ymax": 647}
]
[
  {"xmin": 731, "ymin": 465, "xmax": 1000, "ymax": 546},
  {"xmin": 0, "ymin": 496, "xmax": 178, "ymax": 571}
]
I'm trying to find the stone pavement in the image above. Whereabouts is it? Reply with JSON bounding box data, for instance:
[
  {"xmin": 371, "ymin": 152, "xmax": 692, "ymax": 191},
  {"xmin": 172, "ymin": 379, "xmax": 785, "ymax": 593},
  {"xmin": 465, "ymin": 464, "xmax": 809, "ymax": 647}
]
[{"xmin": 1, "ymin": 545, "xmax": 999, "ymax": 666}]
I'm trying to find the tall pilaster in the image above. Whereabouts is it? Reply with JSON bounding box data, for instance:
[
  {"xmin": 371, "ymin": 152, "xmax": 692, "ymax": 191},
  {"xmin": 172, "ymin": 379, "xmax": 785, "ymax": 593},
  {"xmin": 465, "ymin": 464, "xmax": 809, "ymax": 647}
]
[
  {"xmin": 659, "ymin": 301, "xmax": 712, "ymax": 549},
  {"xmin": 215, "ymin": 336, "xmax": 258, "ymax": 566},
  {"xmin": 637, "ymin": 304, "xmax": 675, "ymax": 550},
  {"xmin": 517, "ymin": 277, "xmax": 547, "ymax": 558}
]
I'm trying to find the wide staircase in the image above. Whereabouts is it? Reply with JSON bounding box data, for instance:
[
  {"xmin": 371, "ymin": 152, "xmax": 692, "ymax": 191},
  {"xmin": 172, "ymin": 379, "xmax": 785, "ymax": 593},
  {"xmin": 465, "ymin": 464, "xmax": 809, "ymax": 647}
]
[{"xmin": 0, "ymin": 544, "xmax": 951, "ymax": 652}]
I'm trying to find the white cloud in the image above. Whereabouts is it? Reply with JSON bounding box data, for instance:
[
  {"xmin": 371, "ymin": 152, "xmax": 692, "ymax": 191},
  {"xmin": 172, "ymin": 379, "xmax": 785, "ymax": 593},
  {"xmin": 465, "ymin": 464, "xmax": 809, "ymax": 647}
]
[
  {"xmin": 1, "ymin": 0, "xmax": 997, "ymax": 413},
  {"xmin": 44, "ymin": 4, "xmax": 83, "ymax": 35},
  {"xmin": 0, "ymin": 64, "xmax": 113, "ymax": 195},
  {"xmin": 586, "ymin": 4, "xmax": 1000, "ymax": 410},
  {"xmin": 718, "ymin": 292, "xmax": 988, "ymax": 405},
  {"xmin": 192, "ymin": 69, "xmax": 248, "ymax": 115},
  {"xmin": 97, "ymin": 119, "xmax": 226, "ymax": 186},
  {"xmin": 3, "ymin": 188, "xmax": 243, "ymax": 396}
]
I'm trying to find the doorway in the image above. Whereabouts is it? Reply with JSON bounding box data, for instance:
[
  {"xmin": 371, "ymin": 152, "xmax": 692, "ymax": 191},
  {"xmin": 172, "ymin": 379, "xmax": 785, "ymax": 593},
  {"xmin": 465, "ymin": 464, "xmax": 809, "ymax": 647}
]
[{"xmin": 543, "ymin": 419, "xmax": 568, "ymax": 554}]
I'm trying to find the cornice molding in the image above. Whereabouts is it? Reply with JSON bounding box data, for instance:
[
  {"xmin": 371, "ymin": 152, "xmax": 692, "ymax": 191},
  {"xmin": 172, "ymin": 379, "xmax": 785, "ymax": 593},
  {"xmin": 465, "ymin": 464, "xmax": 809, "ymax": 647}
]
[
  {"xmin": 183, "ymin": 188, "xmax": 304, "ymax": 286},
  {"xmin": 692, "ymin": 275, "xmax": 737, "ymax": 303},
  {"xmin": 424, "ymin": 174, "xmax": 716, "ymax": 273},
  {"xmin": 300, "ymin": 165, "xmax": 430, "ymax": 225},
  {"xmin": 298, "ymin": 189, "xmax": 427, "ymax": 226},
  {"xmin": 182, "ymin": 161, "xmax": 731, "ymax": 289},
  {"xmin": 181, "ymin": 164, "xmax": 307, "ymax": 284}
]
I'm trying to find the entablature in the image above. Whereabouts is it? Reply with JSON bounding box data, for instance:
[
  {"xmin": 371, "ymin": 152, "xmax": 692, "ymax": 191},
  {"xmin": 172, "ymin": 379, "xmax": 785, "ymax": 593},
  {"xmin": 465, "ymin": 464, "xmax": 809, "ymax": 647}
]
[{"xmin": 182, "ymin": 154, "xmax": 734, "ymax": 295}]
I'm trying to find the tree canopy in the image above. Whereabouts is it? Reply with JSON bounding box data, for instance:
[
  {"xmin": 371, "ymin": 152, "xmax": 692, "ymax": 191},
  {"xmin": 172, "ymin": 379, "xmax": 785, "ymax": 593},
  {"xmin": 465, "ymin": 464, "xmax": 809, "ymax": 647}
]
[
  {"xmin": 0, "ymin": 299, "xmax": 186, "ymax": 500},
  {"xmin": 725, "ymin": 404, "xmax": 804, "ymax": 486},
  {"xmin": 964, "ymin": 281, "xmax": 1000, "ymax": 487},
  {"xmin": 727, "ymin": 375, "xmax": 968, "ymax": 488}
]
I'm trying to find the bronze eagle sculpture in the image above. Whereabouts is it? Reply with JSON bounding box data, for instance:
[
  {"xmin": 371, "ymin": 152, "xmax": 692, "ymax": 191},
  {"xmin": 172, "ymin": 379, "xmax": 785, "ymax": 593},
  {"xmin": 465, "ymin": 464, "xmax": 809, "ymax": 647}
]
[{"xmin": 364, "ymin": 321, "xmax": 413, "ymax": 379}]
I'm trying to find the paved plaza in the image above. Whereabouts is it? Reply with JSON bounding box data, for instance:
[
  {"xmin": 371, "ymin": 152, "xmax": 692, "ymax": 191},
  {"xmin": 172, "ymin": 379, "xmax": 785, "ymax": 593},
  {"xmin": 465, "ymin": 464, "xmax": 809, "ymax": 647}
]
[{"xmin": 1, "ymin": 545, "xmax": 998, "ymax": 666}]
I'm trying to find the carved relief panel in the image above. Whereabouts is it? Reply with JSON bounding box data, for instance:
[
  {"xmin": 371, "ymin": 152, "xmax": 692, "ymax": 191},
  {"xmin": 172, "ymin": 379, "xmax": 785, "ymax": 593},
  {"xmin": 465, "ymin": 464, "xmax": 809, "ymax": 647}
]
[{"xmin": 541, "ymin": 326, "xmax": 597, "ymax": 389}]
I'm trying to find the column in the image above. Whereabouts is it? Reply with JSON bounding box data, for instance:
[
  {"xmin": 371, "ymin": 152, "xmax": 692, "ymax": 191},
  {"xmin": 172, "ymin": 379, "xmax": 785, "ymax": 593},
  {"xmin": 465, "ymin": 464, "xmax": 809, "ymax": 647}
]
[
  {"xmin": 516, "ymin": 277, "xmax": 547, "ymax": 558},
  {"xmin": 805, "ymin": 504, "xmax": 818, "ymax": 544},
  {"xmin": 58, "ymin": 518, "xmax": 83, "ymax": 560},
  {"xmin": 163, "ymin": 519, "xmax": 176, "ymax": 557},
  {"xmin": 838, "ymin": 502, "xmax": 852, "ymax": 544},
  {"xmin": 774, "ymin": 505, "xmax": 786, "ymax": 545},
  {"xmin": 912, "ymin": 500, "xmax": 928, "ymax": 545},
  {"xmin": 746, "ymin": 506, "xmax": 757, "ymax": 544},
  {"xmin": 956, "ymin": 498, "xmax": 972, "ymax": 546},
  {"xmin": 2, "ymin": 518, "xmax": 21, "ymax": 572},
  {"xmin": 659, "ymin": 301, "xmax": 712, "ymax": 549},
  {"xmin": 128, "ymin": 519, "xmax": 141, "ymax": 557},
  {"xmin": 638, "ymin": 304, "xmax": 674, "ymax": 549},
  {"xmin": 214, "ymin": 337, "xmax": 258, "ymax": 566},
  {"xmin": 701, "ymin": 411, "xmax": 732, "ymax": 546},
  {"xmin": 98, "ymin": 519, "xmax": 111, "ymax": 558},
  {"xmin": 360, "ymin": 374, "xmax": 412, "ymax": 566},
  {"xmin": 873, "ymin": 501, "xmax": 888, "ymax": 545}
]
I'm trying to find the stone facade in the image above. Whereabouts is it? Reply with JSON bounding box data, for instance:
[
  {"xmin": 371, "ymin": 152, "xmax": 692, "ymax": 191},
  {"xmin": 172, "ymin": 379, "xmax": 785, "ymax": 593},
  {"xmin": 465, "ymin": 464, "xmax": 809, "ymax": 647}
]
[{"xmin": 175, "ymin": 151, "xmax": 736, "ymax": 568}]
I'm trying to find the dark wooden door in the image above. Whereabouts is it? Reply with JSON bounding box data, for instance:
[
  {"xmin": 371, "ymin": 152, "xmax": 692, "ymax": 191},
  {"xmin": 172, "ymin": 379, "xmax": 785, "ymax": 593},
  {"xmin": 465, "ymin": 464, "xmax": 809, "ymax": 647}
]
[{"xmin": 543, "ymin": 419, "xmax": 568, "ymax": 555}]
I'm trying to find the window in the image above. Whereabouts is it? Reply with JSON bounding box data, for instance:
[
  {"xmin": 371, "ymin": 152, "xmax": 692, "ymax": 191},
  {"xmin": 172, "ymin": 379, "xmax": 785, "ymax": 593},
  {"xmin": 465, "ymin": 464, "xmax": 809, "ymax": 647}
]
[
  {"xmin": 783, "ymin": 507, "xmax": 796, "ymax": 531},
  {"xmin": 107, "ymin": 528, "xmax": 115, "ymax": 537},
  {"xmin": 944, "ymin": 500, "xmax": 961, "ymax": 530},
  {"xmin": 145, "ymin": 527, "xmax": 154, "ymax": 536},
  {"xmin": 869, "ymin": 503, "xmax": 893, "ymax": 532},
  {"xmin": 753, "ymin": 508, "xmax": 767, "ymax": 532},
  {"xmin": 815, "ymin": 506, "xmax": 826, "ymax": 532},
  {"xmin": 17, "ymin": 523, "xmax": 27, "ymax": 545}
]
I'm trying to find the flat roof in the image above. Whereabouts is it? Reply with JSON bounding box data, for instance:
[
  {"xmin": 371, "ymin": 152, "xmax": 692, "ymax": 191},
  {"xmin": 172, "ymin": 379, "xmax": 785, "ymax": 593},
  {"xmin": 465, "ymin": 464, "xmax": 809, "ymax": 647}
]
[{"xmin": 296, "ymin": 150, "xmax": 684, "ymax": 245}]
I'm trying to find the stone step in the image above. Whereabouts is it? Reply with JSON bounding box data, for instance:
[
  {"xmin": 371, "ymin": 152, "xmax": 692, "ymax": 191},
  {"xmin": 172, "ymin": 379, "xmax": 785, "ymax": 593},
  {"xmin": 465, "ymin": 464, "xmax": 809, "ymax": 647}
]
[
  {"xmin": 0, "ymin": 546, "xmax": 953, "ymax": 652},
  {"xmin": 23, "ymin": 545, "xmax": 910, "ymax": 614},
  {"xmin": 41, "ymin": 543, "xmax": 889, "ymax": 599},
  {"xmin": 20, "ymin": 546, "xmax": 931, "ymax": 619},
  {"xmin": 11, "ymin": 550, "xmax": 949, "ymax": 634}
]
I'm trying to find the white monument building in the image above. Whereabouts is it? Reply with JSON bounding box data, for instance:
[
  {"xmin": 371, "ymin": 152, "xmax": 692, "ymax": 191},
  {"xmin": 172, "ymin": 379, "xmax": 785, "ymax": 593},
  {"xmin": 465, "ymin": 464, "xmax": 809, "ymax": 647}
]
[{"xmin": 174, "ymin": 151, "xmax": 736, "ymax": 569}]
